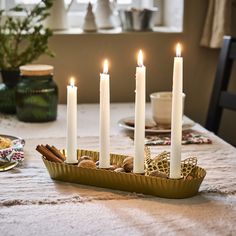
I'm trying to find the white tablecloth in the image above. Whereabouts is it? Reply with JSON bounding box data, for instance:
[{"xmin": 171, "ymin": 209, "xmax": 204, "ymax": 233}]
[{"xmin": 0, "ymin": 104, "xmax": 235, "ymax": 236}]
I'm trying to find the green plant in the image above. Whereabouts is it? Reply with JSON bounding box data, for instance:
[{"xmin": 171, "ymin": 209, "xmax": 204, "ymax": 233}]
[{"xmin": 0, "ymin": 0, "xmax": 54, "ymax": 70}]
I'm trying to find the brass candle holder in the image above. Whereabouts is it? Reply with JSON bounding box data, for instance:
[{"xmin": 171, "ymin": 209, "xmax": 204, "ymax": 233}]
[{"xmin": 38, "ymin": 145, "xmax": 206, "ymax": 199}]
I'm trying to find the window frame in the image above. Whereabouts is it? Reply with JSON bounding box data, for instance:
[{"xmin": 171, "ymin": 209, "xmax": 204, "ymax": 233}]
[
  {"xmin": 1, "ymin": 0, "xmax": 165, "ymax": 29},
  {"xmin": 3, "ymin": 0, "xmax": 159, "ymax": 11},
  {"xmin": 4, "ymin": 0, "xmax": 134, "ymax": 10}
]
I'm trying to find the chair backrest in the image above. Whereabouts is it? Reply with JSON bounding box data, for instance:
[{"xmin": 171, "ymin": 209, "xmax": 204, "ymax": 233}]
[{"xmin": 206, "ymin": 36, "xmax": 236, "ymax": 134}]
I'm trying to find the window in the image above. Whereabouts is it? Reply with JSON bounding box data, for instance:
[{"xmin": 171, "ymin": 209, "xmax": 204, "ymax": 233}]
[
  {"xmin": 2, "ymin": 0, "xmax": 161, "ymax": 28},
  {"xmin": 6, "ymin": 0, "xmax": 133, "ymax": 9},
  {"xmin": 4, "ymin": 1, "xmax": 156, "ymax": 12},
  {"xmin": 64, "ymin": 0, "xmax": 133, "ymax": 12},
  {"xmin": 15, "ymin": 0, "xmax": 41, "ymax": 4},
  {"xmin": 1, "ymin": 0, "xmax": 184, "ymax": 33}
]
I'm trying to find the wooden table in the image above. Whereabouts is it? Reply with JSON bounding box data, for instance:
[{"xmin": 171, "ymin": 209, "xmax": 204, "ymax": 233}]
[{"xmin": 0, "ymin": 104, "xmax": 236, "ymax": 236}]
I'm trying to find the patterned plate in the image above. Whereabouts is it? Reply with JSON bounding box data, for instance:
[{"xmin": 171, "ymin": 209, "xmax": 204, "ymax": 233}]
[
  {"xmin": 0, "ymin": 135, "xmax": 25, "ymax": 162},
  {"xmin": 118, "ymin": 116, "xmax": 195, "ymax": 133}
]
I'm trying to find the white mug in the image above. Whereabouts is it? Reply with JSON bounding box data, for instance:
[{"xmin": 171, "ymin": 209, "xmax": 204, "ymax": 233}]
[{"xmin": 150, "ymin": 91, "xmax": 185, "ymax": 125}]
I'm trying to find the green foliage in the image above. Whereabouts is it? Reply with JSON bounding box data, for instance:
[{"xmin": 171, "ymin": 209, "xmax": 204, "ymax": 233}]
[{"xmin": 0, "ymin": 0, "xmax": 54, "ymax": 70}]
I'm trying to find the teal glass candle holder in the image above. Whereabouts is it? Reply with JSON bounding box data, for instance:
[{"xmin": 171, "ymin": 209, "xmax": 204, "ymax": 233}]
[{"xmin": 16, "ymin": 65, "xmax": 58, "ymax": 122}]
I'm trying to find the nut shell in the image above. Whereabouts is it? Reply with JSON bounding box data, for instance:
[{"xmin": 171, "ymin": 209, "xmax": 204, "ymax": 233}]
[
  {"xmin": 122, "ymin": 156, "xmax": 133, "ymax": 172},
  {"xmin": 78, "ymin": 160, "xmax": 96, "ymax": 169},
  {"xmin": 114, "ymin": 167, "xmax": 125, "ymax": 173},
  {"xmin": 109, "ymin": 165, "xmax": 118, "ymax": 171},
  {"xmin": 78, "ymin": 155, "xmax": 92, "ymax": 164},
  {"xmin": 186, "ymin": 175, "xmax": 193, "ymax": 180},
  {"xmin": 149, "ymin": 170, "xmax": 168, "ymax": 178}
]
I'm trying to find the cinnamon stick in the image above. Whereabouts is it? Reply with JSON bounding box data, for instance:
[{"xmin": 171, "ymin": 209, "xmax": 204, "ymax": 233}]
[
  {"xmin": 45, "ymin": 144, "xmax": 66, "ymax": 161},
  {"xmin": 36, "ymin": 145, "xmax": 63, "ymax": 163}
]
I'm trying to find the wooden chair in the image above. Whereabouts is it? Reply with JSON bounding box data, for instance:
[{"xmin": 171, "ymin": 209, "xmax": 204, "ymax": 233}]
[{"xmin": 206, "ymin": 36, "xmax": 236, "ymax": 134}]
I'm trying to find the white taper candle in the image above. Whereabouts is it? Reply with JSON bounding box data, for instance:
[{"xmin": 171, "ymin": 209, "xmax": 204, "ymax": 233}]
[
  {"xmin": 134, "ymin": 50, "xmax": 146, "ymax": 174},
  {"xmin": 66, "ymin": 77, "xmax": 78, "ymax": 164},
  {"xmin": 170, "ymin": 43, "xmax": 183, "ymax": 179},
  {"xmin": 99, "ymin": 59, "xmax": 110, "ymax": 168}
]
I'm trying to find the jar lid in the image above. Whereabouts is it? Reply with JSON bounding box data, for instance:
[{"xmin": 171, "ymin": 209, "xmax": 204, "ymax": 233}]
[{"xmin": 20, "ymin": 65, "xmax": 54, "ymax": 76}]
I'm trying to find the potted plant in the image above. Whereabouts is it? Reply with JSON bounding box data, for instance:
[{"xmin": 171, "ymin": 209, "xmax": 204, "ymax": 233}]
[{"xmin": 0, "ymin": 0, "xmax": 53, "ymax": 113}]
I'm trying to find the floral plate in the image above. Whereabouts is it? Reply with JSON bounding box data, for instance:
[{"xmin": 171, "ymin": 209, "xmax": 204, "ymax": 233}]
[{"xmin": 0, "ymin": 134, "xmax": 25, "ymax": 163}]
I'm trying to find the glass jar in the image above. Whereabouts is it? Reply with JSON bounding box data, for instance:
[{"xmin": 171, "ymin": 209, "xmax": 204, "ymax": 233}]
[
  {"xmin": 16, "ymin": 65, "xmax": 58, "ymax": 122},
  {"xmin": 0, "ymin": 70, "xmax": 20, "ymax": 114}
]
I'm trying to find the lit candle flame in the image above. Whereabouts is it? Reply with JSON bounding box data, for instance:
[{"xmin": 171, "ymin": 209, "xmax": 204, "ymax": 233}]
[
  {"xmin": 103, "ymin": 59, "xmax": 109, "ymax": 74},
  {"xmin": 70, "ymin": 77, "xmax": 75, "ymax": 87},
  {"xmin": 176, "ymin": 43, "xmax": 181, "ymax": 57},
  {"xmin": 138, "ymin": 50, "xmax": 143, "ymax": 67}
]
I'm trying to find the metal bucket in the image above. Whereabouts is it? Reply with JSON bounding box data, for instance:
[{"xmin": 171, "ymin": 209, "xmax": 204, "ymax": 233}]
[{"xmin": 119, "ymin": 8, "xmax": 158, "ymax": 31}]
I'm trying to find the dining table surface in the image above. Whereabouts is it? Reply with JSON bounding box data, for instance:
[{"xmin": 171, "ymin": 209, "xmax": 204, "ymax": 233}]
[{"xmin": 0, "ymin": 103, "xmax": 236, "ymax": 236}]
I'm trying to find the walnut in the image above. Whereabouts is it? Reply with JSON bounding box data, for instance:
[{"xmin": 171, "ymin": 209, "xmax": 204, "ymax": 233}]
[
  {"xmin": 122, "ymin": 156, "xmax": 133, "ymax": 172},
  {"xmin": 109, "ymin": 165, "xmax": 118, "ymax": 171},
  {"xmin": 149, "ymin": 170, "xmax": 168, "ymax": 178},
  {"xmin": 186, "ymin": 175, "xmax": 193, "ymax": 180},
  {"xmin": 78, "ymin": 160, "xmax": 96, "ymax": 169},
  {"xmin": 78, "ymin": 155, "xmax": 92, "ymax": 164}
]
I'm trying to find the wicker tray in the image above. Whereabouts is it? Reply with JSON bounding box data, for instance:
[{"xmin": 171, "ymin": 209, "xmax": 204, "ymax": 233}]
[{"xmin": 42, "ymin": 149, "xmax": 206, "ymax": 199}]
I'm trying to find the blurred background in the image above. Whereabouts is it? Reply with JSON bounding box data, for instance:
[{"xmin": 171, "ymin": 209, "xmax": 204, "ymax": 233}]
[{"xmin": 1, "ymin": 0, "xmax": 236, "ymax": 144}]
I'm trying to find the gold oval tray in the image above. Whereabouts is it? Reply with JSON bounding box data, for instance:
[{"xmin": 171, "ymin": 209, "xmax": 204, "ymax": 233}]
[{"xmin": 42, "ymin": 149, "xmax": 206, "ymax": 199}]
